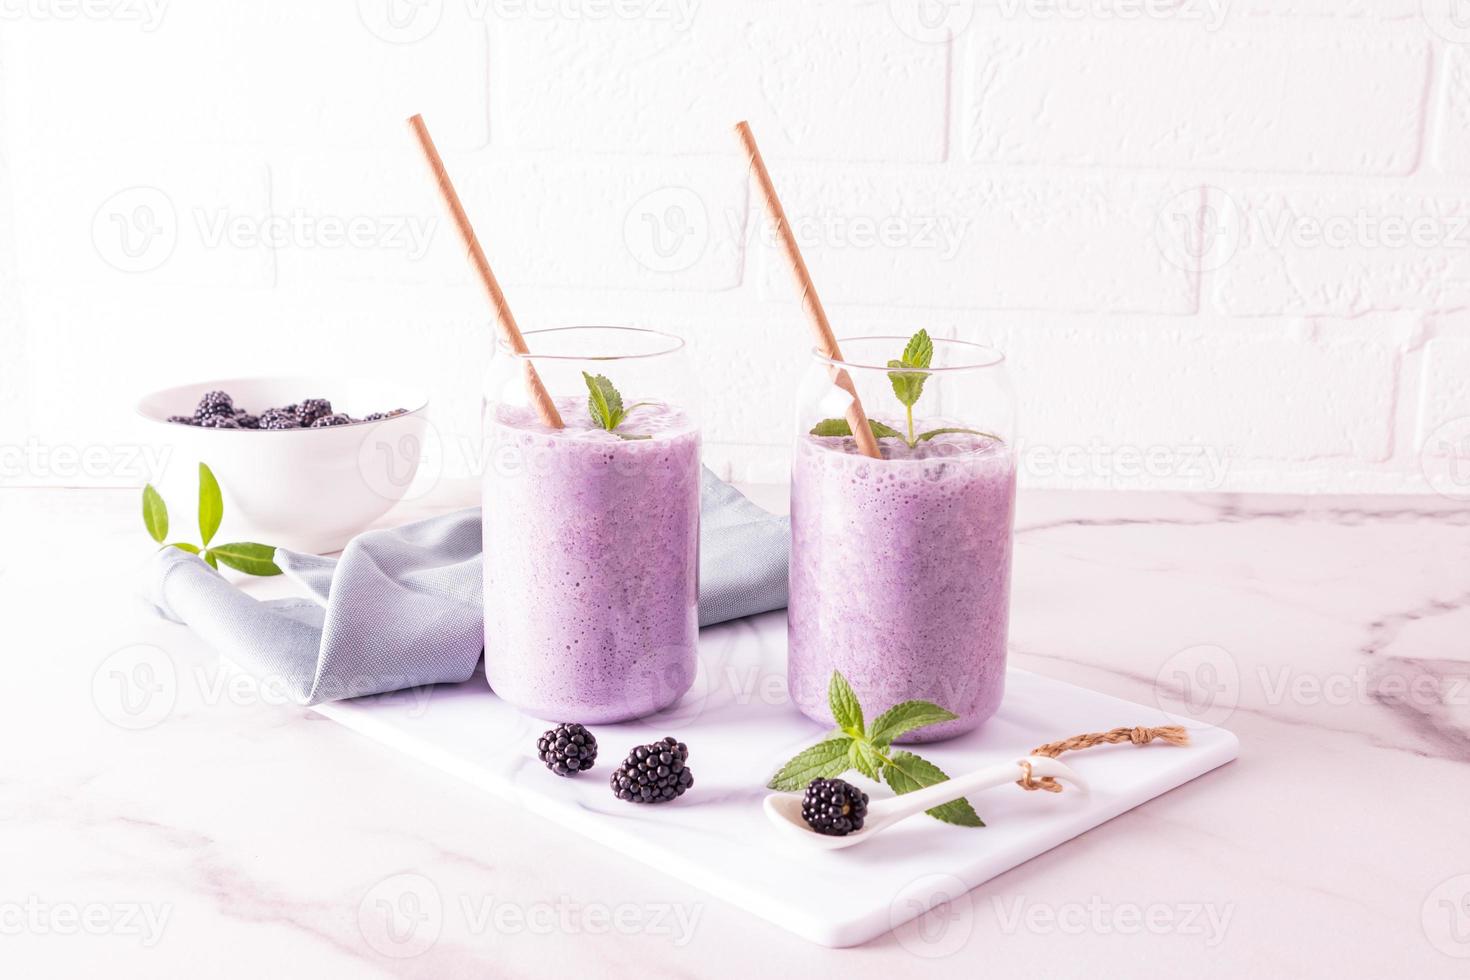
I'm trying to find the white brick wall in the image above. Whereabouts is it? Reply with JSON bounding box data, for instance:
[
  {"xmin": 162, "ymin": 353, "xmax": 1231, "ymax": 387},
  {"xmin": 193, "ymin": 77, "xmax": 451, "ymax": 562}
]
[{"xmin": 2, "ymin": 1, "xmax": 1469, "ymax": 494}]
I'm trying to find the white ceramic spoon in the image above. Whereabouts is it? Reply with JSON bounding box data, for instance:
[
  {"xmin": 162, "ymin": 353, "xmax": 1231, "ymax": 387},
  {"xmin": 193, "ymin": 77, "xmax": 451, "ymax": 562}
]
[{"xmin": 763, "ymin": 756, "xmax": 1089, "ymax": 851}]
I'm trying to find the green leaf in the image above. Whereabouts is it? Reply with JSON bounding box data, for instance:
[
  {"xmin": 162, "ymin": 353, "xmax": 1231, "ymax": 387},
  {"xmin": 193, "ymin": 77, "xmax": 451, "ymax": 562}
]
[
  {"xmin": 901, "ymin": 329, "xmax": 934, "ymax": 369},
  {"xmin": 809, "ymin": 418, "xmax": 904, "ymax": 440},
  {"xmin": 887, "ymin": 329, "xmax": 935, "ymax": 409},
  {"xmin": 767, "ymin": 737, "xmax": 854, "ymax": 791},
  {"xmin": 848, "ymin": 739, "xmax": 882, "ymax": 781},
  {"xmin": 828, "ymin": 671, "xmax": 864, "ymax": 735},
  {"xmin": 202, "ymin": 550, "xmax": 219, "ymax": 570},
  {"xmin": 915, "ymin": 427, "xmax": 1002, "ymax": 444},
  {"xmin": 168, "ymin": 542, "xmax": 200, "ymax": 555},
  {"xmin": 209, "ymin": 542, "xmax": 282, "ymax": 576},
  {"xmin": 867, "ymin": 700, "xmax": 960, "ymax": 748},
  {"xmin": 142, "ymin": 485, "xmax": 168, "ymax": 543},
  {"xmin": 197, "ymin": 462, "xmax": 223, "ymax": 547},
  {"xmin": 615, "ymin": 433, "xmax": 652, "ymax": 441},
  {"xmin": 582, "ymin": 372, "xmax": 626, "ymax": 431},
  {"xmin": 883, "ymin": 751, "xmax": 985, "ymax": 827}
]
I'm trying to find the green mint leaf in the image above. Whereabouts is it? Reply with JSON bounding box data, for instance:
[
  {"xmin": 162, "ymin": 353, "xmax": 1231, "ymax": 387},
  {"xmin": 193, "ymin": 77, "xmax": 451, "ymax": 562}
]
[
  {"xmin": 848, "ymin": 739, "xmax": 882, "ymax": 781},
  {"xmin": 142, "ymin": 484, "xmax": 168, "ymax": 543},
  {"xmin": 197, "ymin": 462, "xmax": 223, "ymax": 547},
  {"xmin": 887, "ymin": 359, "xmax": 927, "ymax": 409},
  {"xmin": 883, "ymin": 751, "xmax": 985, "ymax": 827},
  {"xmin": 615, "ymin": 433, "xmax": 652, "ymax": 441},
  {"xmin": 901, "ymin": 329, "xmax": 934, "ymax": 369},
  {"xmin": 209, "ymin": 542, "xmax": 283, "ymax": 576},
  {"xmin": 202, "ymin": 550, "xmax": 219, "ymax": 570},
  {"xmin": 809, "ymin": 418, "xmax": 904, "ymax": 440},
  {"xmin": 582, "ymin": 372, "xmax": 625, "ymax": 431},
  {"xmin": 168, "ymin": 542, "xmax": 200, "ymax": 555},
  {"xmin": 828, "ymin": 671, "xmax": 864, "ymax": 735},
  {"xmin": 916, "ymin": 427, "xmax": 1002, "ymax": 444},
  {"xmin": 887, "ymin": 329, "xmax": 934, "ymax": 409},
  {"xmin": 867, "ymin": 700, "xmax": 959, "ymax": 748},
  {"xmin": 767, "ymin": 737, "xmax": 854, "ymax": 791}
]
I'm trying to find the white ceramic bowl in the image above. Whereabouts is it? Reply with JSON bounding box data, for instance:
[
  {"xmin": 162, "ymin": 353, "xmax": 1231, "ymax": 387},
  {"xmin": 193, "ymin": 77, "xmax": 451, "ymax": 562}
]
[{"xmin": 136, "ymin": 376, "xmax": 430, "ymax": 554}]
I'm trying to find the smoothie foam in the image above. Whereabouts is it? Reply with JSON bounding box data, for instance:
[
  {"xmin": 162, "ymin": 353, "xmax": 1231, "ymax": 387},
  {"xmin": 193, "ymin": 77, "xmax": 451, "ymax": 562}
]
[
  {"xmin": 483, "ymin": 397, "xmax": 699, "ymax": 723},
  {"xmin": 788, "ymin": 425, "xmax": 1016, "ymax": 742}
]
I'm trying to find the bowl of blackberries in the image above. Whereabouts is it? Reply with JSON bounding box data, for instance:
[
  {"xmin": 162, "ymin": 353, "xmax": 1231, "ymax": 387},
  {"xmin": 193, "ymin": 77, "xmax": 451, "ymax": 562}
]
[{"xmin": 137, "ymin": 377, "xmax": 430, "ymax": 554}]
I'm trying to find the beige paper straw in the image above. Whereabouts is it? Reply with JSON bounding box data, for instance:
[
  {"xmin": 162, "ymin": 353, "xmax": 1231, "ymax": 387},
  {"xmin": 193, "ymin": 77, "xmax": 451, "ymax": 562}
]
[
  {"xmin": 734, "ymin": 120, "xmax": 881, "ymax": 459},
  {"xmin": 408, "ymin": 113, "xmax": 563, "ymax": 429}
]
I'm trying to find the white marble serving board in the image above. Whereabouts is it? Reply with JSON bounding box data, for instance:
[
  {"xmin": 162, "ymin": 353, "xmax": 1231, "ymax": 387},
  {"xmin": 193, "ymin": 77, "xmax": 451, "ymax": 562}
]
[{"xmin": 314, "ymin": 610, "xmax": 1239, "ymax": 948}]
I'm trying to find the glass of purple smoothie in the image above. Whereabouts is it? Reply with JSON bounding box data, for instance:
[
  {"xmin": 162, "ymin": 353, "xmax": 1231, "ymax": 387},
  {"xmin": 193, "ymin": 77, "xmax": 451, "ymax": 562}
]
[
  {"xmin": 788, "ymin": 333, "xmax": 1016, "ymax": 743},
  {"xmin": 482, "ymin": 326, "xmax": 700, "ymax": 723}
]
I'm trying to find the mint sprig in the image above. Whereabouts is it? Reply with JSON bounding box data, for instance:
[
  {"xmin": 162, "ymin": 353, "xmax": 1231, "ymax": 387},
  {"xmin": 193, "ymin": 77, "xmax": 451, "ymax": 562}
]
[
  {"xmin": 141, "ymin": 462, "xmax": 282, "ymax": 576},
  {"xmin": 809, "ymin": 330, "xmax": 1000, "ymax": 449},
  {"xmin": 582, "ymin": 372, "xmax": 653, "ymax": 440},
  {"xmin": 767, "ymin": 671, "xmax": 984, "ymax": 828}
]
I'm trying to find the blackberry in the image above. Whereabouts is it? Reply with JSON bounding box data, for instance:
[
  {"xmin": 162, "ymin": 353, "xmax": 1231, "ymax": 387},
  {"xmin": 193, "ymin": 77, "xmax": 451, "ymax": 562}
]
[
  {"xmin": 801, "ymin": 778, "xmax": 868, "ymax": 837},
  {"xmin": 310, "ymin": 413, "xmax": 352, "ymax": 428},
  {"xmin": 296, "ymin": 398, "xmax": 332, "ymax": 426},
  {"xmin": 257, "ymin": 408, "xmax": 300, "ymax": 430},
  {"xmin": 609, "ymin": 736, "xmax": 693, "ymax": 804},
  {"xmin": 362, "ymin": 412, "xmax": 386, "ymax": 422},
  {"xmin": 166, "ymin": 415, "xmax": 197, "ymax": 426},
  {"xmin": 537, "ymin": 723, "xmax": 598, "ymax": 777},
  {"xmin": 194, "ymin": 390, "xmax": 234, "ymax": 420},
  {"xmin": 199, "ymin": 414, "xmax": 240, "ymax": 429},
  {"xmin": 233, "ymin": 412, "xmax": 260, "ymax": 429}
]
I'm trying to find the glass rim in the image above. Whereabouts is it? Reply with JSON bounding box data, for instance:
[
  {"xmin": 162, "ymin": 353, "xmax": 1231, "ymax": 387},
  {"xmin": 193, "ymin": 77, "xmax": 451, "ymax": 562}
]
[
  {"xmin": 495, "ymin": 325, "xmax": 686, "ymax": 362},
  {"xmin": 811, "ymin": 335, "xmax": 1006, "ymax": 373}
]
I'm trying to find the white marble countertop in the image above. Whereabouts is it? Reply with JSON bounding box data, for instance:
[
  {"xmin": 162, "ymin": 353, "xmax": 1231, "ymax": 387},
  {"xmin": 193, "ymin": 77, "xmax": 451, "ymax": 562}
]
[{"xmin": 5, "ymin": 483, "xmax": 1470, "ymax": 977}]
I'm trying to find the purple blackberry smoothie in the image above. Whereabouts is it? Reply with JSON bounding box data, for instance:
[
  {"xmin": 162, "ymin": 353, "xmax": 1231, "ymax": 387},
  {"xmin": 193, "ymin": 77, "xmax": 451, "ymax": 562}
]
[
  {"xmin": 788, "ymin": 426, "xmax": 1016, "ymax": 742},
  {"xmin": 483, "ymin": 397, "xmax": 700, "ymax": 723}
]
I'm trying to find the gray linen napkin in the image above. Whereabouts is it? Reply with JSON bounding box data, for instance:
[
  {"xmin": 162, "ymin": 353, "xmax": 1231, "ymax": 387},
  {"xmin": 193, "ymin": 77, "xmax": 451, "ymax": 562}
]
[{"xmin": 142, "ymin": 468, "xmax": 789, "ymax": 705}]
